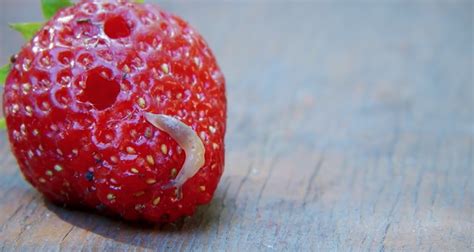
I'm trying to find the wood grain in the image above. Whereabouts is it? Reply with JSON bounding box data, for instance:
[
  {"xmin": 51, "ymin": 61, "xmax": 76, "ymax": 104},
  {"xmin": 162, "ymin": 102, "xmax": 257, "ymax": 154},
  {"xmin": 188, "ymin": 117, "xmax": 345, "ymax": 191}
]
[{"xmin": 0, "ymin": 0, "xmax": 472, "ymax": 251}]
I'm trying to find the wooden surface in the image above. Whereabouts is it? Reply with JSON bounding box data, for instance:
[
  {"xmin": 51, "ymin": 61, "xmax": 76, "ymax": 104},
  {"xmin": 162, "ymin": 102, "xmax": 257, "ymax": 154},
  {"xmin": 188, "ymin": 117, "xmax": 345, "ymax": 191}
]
[{"xmin": 0, "ymin": 1, "xmax": 473, "ymax": 251}]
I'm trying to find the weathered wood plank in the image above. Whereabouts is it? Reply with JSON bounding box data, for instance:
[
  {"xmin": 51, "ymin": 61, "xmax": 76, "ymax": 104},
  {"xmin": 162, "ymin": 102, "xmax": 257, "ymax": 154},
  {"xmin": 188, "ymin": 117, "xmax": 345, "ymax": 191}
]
[{"xmin": 0, "ymin": 0, "xmax": 472, "ymax": 251}]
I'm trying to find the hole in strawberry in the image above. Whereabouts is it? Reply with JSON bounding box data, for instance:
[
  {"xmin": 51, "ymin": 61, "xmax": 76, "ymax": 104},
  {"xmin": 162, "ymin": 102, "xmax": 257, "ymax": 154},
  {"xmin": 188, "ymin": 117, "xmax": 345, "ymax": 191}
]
[
  {"xmin": 104, "ymin": 15, "xmax": 131, "ymax": 39},
  {"xmin": 81, "ymin": 67, "xmax": 120, "ymax": 110}
]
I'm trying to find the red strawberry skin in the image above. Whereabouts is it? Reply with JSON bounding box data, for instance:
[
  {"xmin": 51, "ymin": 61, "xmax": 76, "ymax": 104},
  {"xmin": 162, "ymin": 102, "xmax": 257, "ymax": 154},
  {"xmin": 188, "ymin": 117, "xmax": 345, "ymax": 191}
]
[{"xmin": 2, "ymin": 0, "xmax": 226, "ymax": 222}]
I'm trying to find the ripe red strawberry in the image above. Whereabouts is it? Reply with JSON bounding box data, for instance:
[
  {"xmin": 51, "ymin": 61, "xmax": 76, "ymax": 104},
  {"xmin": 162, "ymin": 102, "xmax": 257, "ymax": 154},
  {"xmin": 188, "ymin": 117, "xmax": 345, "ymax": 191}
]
[{"xmin": 1, "ymin": 0, "xmax": 226, "ymax": 222}]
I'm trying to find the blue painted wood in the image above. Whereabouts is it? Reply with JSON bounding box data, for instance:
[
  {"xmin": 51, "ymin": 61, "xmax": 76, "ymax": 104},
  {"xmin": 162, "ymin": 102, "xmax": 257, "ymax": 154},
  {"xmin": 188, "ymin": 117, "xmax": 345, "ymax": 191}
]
[{"xmin": 0, "ymin": 0, "xmax": 472, "ymax": 251}]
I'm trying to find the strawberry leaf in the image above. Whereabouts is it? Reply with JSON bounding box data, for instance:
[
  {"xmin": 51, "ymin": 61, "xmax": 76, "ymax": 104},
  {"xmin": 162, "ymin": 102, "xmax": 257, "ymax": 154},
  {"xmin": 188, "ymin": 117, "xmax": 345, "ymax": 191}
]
[
  {"xmin": 135, "ymin": 0, "xmax": 145, "ymax": 3},
  {"xmin": 0, "ymin": 64, "xmax": 10, "ymax": 86},
  {"xmin": 9, "ymin": 23, "xmax": 43, "ymax": 41},
  {"xmin": 41, "ymin": 0, "xmax": 73, "ymax": 19},
  {"xmin": 0, "ymin": 118, "xmax": 5, "ymax": 130}
]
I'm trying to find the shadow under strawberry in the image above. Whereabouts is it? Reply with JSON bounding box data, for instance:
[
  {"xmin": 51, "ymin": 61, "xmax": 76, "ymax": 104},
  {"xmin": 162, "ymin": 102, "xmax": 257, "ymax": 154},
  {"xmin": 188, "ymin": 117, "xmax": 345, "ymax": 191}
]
[{"xmin": 44, "ymin": 190, "xmax": 226, "ymax": 249}]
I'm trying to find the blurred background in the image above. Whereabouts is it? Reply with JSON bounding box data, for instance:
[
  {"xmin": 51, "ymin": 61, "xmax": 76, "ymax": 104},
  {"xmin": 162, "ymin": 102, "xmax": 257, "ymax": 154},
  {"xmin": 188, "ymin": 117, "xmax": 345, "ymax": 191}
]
[{"xmin": 0, "ymin": 0, "xmax": 472, "ymax": 250}]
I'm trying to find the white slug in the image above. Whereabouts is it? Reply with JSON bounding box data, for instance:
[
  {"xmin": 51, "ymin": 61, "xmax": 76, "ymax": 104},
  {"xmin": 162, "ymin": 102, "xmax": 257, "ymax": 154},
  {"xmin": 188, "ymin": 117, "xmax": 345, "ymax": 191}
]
[{"xmin": 144, "ymin": 113, "xmax": 205, "ymax": 197}]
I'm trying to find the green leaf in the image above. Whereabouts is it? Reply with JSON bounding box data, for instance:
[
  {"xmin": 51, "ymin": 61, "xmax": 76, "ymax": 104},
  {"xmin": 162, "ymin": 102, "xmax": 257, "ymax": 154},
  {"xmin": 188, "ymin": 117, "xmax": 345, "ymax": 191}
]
[
  {"xmin": 0, "ymin": 118, "xmax": 5, "ymax": 130},
  {"xmin": 0, "ymin": 64, "xmax": 10, "ymax": 85},
  {"xmin": 135, "ymin": 0, "xmax": 145, "ymax": 3},
  {"xmin": 9, "ymin": 23, "xmax": 43, "ymax": 40},
  {"xmin": 41, "ymin": 0, "xmax": 73, "ymax": 20}
]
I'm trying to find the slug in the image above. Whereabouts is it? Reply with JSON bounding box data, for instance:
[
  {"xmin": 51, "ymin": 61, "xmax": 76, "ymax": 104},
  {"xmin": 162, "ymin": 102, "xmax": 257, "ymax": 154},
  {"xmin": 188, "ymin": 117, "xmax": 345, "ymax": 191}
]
[{"xmin": 145, "ymin": 113, "xmax": 205, "ymax": 199}]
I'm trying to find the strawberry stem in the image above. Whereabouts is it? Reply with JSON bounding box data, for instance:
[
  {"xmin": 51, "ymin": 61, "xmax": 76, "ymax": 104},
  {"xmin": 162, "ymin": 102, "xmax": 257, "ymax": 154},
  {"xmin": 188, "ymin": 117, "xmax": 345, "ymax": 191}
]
[
  {"xmin": 41, "ymin": 0, "xmax": 73, "ymax": 20},
  {"xmin": 0, "ymin": 118, "xmax": 5, "ymax": 130},
  {"xmin": 9, "ymin": 23, "xmax": 43, "ymax": 41},
  {"xmin": 0, "ymin": 64, "xmax": 9, "ymax": 85}
]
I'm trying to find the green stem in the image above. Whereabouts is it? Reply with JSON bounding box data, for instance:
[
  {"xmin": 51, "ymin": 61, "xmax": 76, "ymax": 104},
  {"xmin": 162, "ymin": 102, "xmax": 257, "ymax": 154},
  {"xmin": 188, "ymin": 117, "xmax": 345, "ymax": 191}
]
[{"xmin": 0, "ymin": 118, "xmax": 5, "ymax": 130}]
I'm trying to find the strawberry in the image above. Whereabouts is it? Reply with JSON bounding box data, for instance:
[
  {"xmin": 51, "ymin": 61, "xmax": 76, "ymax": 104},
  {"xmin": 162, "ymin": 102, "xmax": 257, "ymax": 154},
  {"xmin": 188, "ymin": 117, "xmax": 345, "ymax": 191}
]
[{"xmin": 1, "ymin": 0, "xmax": 226, "ymax": 222}]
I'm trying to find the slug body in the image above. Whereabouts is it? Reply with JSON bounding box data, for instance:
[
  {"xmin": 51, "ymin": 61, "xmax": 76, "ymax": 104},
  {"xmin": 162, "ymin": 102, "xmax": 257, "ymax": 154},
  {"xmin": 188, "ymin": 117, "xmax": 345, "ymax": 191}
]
[{"xmin": 145, "ymin": 113, "xmax": 206, "ymax": 194}]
